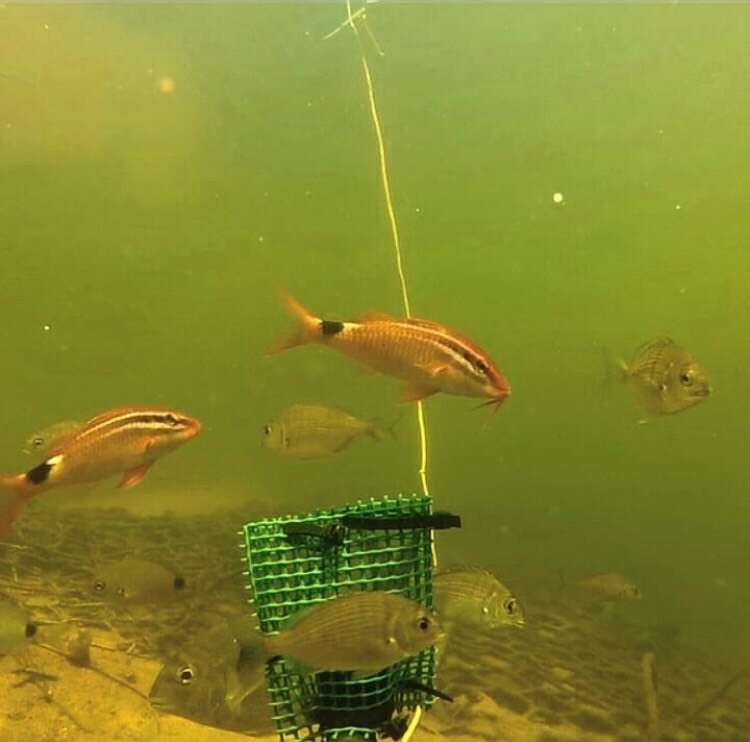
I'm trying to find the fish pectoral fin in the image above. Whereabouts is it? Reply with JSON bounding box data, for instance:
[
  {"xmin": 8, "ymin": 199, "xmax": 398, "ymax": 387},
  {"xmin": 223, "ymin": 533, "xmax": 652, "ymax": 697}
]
[
  {"xmin": 426, "ymin": 362, "xmax": 450, "ymax": 377},
  {"xmin": 400, "ymin": 383, "xmax": 439, "ymax": 403},
  {"xmin": 118, "ymin": 462, "xmax": 154, "ymax": 489}
]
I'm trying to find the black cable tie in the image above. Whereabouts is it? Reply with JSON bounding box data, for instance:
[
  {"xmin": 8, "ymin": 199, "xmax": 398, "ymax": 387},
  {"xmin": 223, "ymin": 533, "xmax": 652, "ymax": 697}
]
[{"xmin": 340, "ymin": 511, "xmax": 461, "ymax": 531}]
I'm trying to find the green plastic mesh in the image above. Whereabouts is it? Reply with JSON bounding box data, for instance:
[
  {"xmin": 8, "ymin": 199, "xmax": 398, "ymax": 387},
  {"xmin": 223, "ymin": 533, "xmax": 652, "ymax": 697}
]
[{"xmin": 239, "ymin": 493, "xmax": 437, "ymax": 741}]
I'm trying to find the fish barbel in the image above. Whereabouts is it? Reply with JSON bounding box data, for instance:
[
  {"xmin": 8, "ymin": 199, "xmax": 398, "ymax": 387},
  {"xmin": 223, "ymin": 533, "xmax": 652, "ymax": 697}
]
[
  {"xmin": 271, "ymin": 293, "xmax": 511, "ymax": 406},
  {"xmin": 0, "ymin": 406, "xmax": 201, "ymax": 539}
]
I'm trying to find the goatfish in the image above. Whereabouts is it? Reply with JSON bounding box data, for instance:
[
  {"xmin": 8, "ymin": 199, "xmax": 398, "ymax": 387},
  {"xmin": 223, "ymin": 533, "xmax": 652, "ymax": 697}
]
[
  {"xmin": 0, "ymin": 406, "xmax": 201, "ymax": 540},
  {"xmin": 617, "ymin": 337, "xmax": 710, "ymax": 416},
  {"xmin": 262, "ymin": 403, "xmax": 392, "ymax": 459},
  {"xmin": 271, "ymin": 293, "xmax": 511, "ymax": 407}
]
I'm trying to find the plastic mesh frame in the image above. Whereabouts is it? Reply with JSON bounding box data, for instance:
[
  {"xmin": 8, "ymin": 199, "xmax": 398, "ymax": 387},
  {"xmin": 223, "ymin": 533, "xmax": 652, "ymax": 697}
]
[{"xmin": 239, "ymin": 493, "xmax": 437, "ymax": 741}]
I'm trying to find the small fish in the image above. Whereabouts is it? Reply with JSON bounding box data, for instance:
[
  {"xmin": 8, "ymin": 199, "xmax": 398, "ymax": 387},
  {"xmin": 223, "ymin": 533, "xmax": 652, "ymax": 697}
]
[
  {"xmin": 618, "ymin": 337, "xmax": 710, "ymax": 416},
  {"xmin": 264, "ymin": 591, "xmax": 443, "ymax": 674},
  {"xmin": 92, "ymin": 559, "xmax": 186, "ymax": 604},
  {"xmin": 263, "ymin": 404, "xmax": 391, "ymax": 459},
  {"xmin": 271, "ymin": 293, "xmax": 510, "ymax": 407},
  {"xmin": 433, "ymin": 567, "xmax": 525, "ymax": 630},
  {"xmin": 0, "ymin": 406, "xmax": 201, "ymax": 539},
  {"xmin": 22, "ymin": 420, "xmax": 82, "ymax": 457},
  {"xmin": 0, "ymin": 599, "xmax": 37, "ymax": 654},
  {"xmin": 150, "ymin": 618, "xmax": 268, "ymax": 729},
  {"xmin": 576, "ymin": 573, "xmax": 642, "ymax": 602}
]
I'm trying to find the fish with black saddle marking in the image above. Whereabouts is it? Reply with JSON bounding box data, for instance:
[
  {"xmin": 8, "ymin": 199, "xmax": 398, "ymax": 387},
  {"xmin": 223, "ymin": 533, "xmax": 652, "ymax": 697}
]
[
  {"xmin": 271, "ymin": 293, "xmax": 511, "ymax": 407},
  {"xmin": 0, "ymin": 406, "xmax": 201, "ymax": 539}
]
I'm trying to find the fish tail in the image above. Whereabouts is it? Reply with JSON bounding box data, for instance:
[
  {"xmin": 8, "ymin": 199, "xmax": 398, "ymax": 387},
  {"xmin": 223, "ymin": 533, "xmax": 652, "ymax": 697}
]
[
  {"xmin": 269, "ymin": 291, "xmax": 322, "ymax": 354},
  {"xmin": 0, "ymin": 474, "xmax": 32, "ymax": 540},
  {"xmin": 367, "ymin": 412, "xmax": 401, "ymax": 441},
  {"xmin": 599, "ymin": 345, "xmax": 629, "ymax": 402}
]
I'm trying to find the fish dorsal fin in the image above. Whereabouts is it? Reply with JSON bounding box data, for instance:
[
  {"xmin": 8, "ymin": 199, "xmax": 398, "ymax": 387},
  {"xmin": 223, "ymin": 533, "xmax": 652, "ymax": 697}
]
[
  {"xmin": 405, "ymin": 317, "xmax": 447, "ymax": 331},
  {"xmin": 358, "ymin": 311, "xmax": 397, "ymax": 323},
  {"xmin": 634, "ymin": 337, "xmax": 676, "ymax": 356},
  {"xmin": 436, "ymin": 565, "xmax": 494, "ymax": 579}
]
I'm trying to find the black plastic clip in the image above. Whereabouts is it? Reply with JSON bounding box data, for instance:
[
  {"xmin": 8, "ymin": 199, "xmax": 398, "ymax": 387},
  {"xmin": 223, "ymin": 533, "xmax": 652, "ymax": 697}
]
[{"xmin": 340, "ymin": 511, "xmax": 461, "ymax": 531}]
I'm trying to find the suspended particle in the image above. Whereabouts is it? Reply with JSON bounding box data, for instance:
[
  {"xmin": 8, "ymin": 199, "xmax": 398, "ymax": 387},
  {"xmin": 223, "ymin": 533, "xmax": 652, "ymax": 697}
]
[
  {"xmin": 157, "ymin": 77, "xmax": 176, "ymax": 95},
  {"xmin": 553, "ymin": 192, "xmax": 564, "ymax": 204}
]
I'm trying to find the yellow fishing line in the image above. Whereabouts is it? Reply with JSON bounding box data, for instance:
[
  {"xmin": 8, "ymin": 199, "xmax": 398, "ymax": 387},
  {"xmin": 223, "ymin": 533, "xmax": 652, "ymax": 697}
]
[
  {"xmin": 341, "ymin": 10, "xmax": 435, "ymax": 739},
  {"xmin": 344, "ymin": 0, "xmax": 432, "ymax": 505}
]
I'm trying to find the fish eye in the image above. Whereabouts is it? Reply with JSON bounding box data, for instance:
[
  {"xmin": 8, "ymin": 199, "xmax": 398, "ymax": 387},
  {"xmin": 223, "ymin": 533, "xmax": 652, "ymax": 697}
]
[
  {"xmin": 680, "ymin": 372, "xmax": 693, "ymax": 386},
  {"xmin": 263, "ymin": 424, "xmax": 272, "ymax": 435},
  {"xmin": 475, "ymin": 359, "xmax": 489, "ymax": 374},
  {"xmin": 32, "ymin": 436, "xmax": 44, "ymax": 448},
  {"xmin": 176, "ymin": 665, "xmax": 195, "ymax": 685},
  {"xmin": 417, "ymin": 616, "xmax": 431, "ymax": 631},
  {"xmin": 93, "ymin": 580, "xmax": 106, "ymax": 592},
  {"xmin": 164, "ymin": 414, "xmax": 179, "ymax": 426},
  {"xmin": 504, "ymin": 598, "xmax": 517, "ymax": 615}
]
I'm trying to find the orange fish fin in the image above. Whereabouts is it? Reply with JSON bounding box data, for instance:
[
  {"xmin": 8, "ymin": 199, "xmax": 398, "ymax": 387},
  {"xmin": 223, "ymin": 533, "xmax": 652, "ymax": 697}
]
[
  {"xmin": 358, "ymin": 311, "xmax": 396, "ymax": 323},
  {"xmin": 118, "ymin": 462, "xmax": 154, "ymax": 490},
  {"xmin": 425, "ymin": 362, "xmax": 450, "ymax": 377},
  {"xmin": 406, "ymin": 317, "xmax": 446, "ymax": 331},
  {"xmin": 400, "ymin": 383, "xmax": 439, "ymax": 403},
  {"xmin": 0, "ymin": 475, "xmax": 32, "ymax": 540},
  {"xmin": 268, "ymin": 291, "xmax": 322, "ymax": 354}
]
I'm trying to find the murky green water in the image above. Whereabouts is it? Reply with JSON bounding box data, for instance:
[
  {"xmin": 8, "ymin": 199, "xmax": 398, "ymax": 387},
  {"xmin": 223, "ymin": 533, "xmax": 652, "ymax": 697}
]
[{"xmin": 2, "ymin": 3, "xmax": 749, "ymax": 740}]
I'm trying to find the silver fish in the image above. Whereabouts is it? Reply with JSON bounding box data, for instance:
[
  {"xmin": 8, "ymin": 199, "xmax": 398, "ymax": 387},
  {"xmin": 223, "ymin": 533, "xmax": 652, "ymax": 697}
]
[
  {"xmin": 620, "ymin": 337, "xmax": 710, "ymax": 415},
  {"xmin": 264, "ymin": 591, "xmax": 443, "ymax": 673},
  {"xmin": 149, "ymin": 618, "xmax": 267, "ymax": 729},
  {"xmin": 92, "ymin": 558, "xmax": 186, "ymax": 604},
  {"xmin": 433, "ymin": 567, "xmax": 525, "ymax": 630},
  {"xmin": 576, "ymin": 573, "xmax": 642, "ymax": 602},
  {"xmin": 0, "ymin": 599, "xmax": 36, "ymax": 654},
  {"xmin": 262, "ymin": 404, "xmax": 390, "ymax": 459}
]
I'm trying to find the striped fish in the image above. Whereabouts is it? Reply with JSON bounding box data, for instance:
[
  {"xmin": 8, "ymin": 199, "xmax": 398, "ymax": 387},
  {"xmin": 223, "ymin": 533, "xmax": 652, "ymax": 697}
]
[
  {"xmin": 0, "ymin": 406, "xmax": 201, "ymax": 539},
  {"xmin": 263, "ymin": 591, "xmax": 444, "ymax": 673},
  {"xmin": 271, "ymin": 293, "xmax": 511, "ymax": 407}
]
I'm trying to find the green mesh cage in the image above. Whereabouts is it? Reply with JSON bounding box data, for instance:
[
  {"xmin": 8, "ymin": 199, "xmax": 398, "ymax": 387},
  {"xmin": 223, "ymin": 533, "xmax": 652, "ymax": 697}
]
[{"xmin": 239, "ymin": 493, "xmax": 438, "ymax": 741}]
